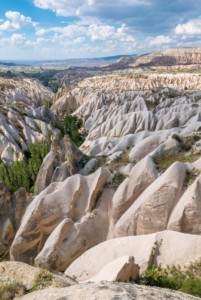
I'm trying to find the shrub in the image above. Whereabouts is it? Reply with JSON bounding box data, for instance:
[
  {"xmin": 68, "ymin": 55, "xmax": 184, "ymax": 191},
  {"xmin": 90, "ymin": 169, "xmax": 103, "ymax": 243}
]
[
  {"xmin": 172, "ymin": 134, "xmax": 191, "ymax": 151},
  {"xmin": 28, "ymin": 141, "xmax": 49, "ymax": 182},
  {"xmin": 55, "ymin": 115, "xmax": 84, "ymax": 147},
  {"xmin": 113, "ymin": 172, "xmax": 126, "ymax": 186},
  {"xmin": 140, "ymin": 266, "xmax": 177, "ymax": 289},
  {"xmin": 0, "ymin": 141, "xmax": 50, "ymax": 193},
  {"xmin": 0, "ymin": 282, "xmax": 26, "ymax": 300},
  {"xmin": 30, "ymin": 269, "xmax": 53, "ymax": 292},
  {"xmin": 140, "ymin": 261, "xmax": 201, "ymax": 298}
]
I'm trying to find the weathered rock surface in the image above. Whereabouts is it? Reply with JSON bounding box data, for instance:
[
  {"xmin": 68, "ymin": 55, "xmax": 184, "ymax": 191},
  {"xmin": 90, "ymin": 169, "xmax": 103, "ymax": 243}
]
[
  {"xmin": 130, "ymin": 47, "xmax": 201, "ymax": 68},
  {"xmin": 111, "ymin": 156, "xmax": 158, "ymax": 225},
  {"xmin": 86, "ymin": 256, "xmax": 139, "ymax": 283},
  {"xmin": 114, "ymin": 162, "xmax": 188, "ymax": 237},
  {"xmin": 5, "ymin": 70, "xmax": 201, "ymax": 288},
  {"xmin": 167, "ymin": 174, "xmax": 201, "ymax": 234},
  {"xmin": 65, "ymin": 231, "xmax": 201, "ymax": 282},
  {"xmin": 0, "ymin": 77, "xmax": 55, "ymax": 163},
  {"xmin": 0, "ymin": 261, "xmax": 75, "ymax": 290},
  {"xmin": 11, "ymin": 168, "xmax": 113, "ymax": 270},
  {"xmin": 0, "ymin": 184, "xmax": 31, "ymax": 258},
  {"xmin": 20, "ymin": 281, "xmax": 200, "ymax": 300}
]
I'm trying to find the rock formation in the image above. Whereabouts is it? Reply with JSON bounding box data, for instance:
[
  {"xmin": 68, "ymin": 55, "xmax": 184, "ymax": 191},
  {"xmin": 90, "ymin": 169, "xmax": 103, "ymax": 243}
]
[{"xmin": 20, "ymin": 280, "xmax": 201, "ymax": 300}]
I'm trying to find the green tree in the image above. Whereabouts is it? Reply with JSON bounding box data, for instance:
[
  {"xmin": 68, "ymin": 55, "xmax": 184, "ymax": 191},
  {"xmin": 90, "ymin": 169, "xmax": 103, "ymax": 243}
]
[
  {"xmin": 28, "ymin": 141, "xmax": 49, "ymax": 182},
  {"xmin": 55, "ymin": 115, "xmax": 84, "ymax": 147},
  {"xmin": 0, "ymin": 141, "xmax": 50, "ymax": 193}
]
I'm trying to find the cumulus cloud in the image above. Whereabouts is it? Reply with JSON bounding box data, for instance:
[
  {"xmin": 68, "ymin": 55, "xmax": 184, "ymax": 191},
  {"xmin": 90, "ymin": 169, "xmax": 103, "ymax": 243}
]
[
  {"xmin": 0, "ymin": 11, "xmax": 37, "ymax": 31},
  {"xmin": 148, "ymin": 35, "xmax": 173, "ymax": 46},
  {"xmin": 174, "ymin": 17, "xmax": 201, "ymax": 35},
  {"xmin": 36, "ymin": 23, "xmax": 135, "ymax": 44},
  {"xmin": 33, "ymin": 0, "xmax": 150, "ymax": 17},
  {"xmin": 9, "ymin": 33, "xmax": 26, "ymax": 44}
]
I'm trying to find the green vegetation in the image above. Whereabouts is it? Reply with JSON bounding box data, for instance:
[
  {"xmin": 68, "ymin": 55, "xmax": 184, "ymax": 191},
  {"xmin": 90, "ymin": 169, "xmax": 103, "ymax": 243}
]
[
  {"xmin": 153, "ymin": 134, "xmax": 201, "ymax": 172},
  {"xmin": 29, "ymin": 269, "xmax": 53, "ymax": 292},
  {"xmin": 0, "ymin": 282, "xmax": 26, "ymax": 300},
  {"xmin": 28, "ymin": 141, "xmax": 50, "ymax": 183},
  {"xmin": 153, "ymin": 153, "xmax": 200, "ymax": 172},
  {"xmin": 145, "ymin": 99, "xmax": 160, "ymax": 110},
  {"xmin": 55, "ymin": 115, "xmax": 84, "ymax": 147},
  {"xmin": 0, "ymin": 141, "xmax": 49, "ymax": 192},
  {"xmin": 172, "ymin": 134, "xmax": 192, "ymax": 151},
  {"xmin": 113, "ymin": 172, "xmax": 127, "ymax": 186},
  {"xmin": 140, "ymin": 260, "xmax": 201, "ymax": 297},
  {"xmin": 0, "ymin": 269, "xmax": 53, "ymax": 299}
]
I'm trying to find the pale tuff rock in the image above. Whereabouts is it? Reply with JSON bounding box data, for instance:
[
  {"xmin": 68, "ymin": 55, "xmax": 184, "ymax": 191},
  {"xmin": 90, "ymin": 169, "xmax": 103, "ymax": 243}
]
[
  {"xmin": 80, "ymin": 158, "xmax": 98, "ymax": 175},
  {"xmin": 65, "ymin": 231, "xmax": 201, "ymax": 282},
  {"xmin": 34, "ymin": 134, "xmax": 83, "ymax": 194},
  {"xmin": 130, "ymin": 47, "xmax": 201, "ymax": 68},
  {"xmin": 0, "ymin": 185, "xmax": 30, "ymax": 256},
  {"xmin": 0, "ymin": 78, "xmax": 54, "ymax": 163},
  {"xmin": 66, "ymin": 233, "xmax": 157, "ymax": 282},
  {"xmin": 10, "ymin": 168, "xmax": 112, "ymax": 269},
  {"xmin": 86, "ymin": 111, "xmax": 157, "ymax": 141},
  {"xmin": 111, "ymin": 156, "xmax": 158, "ymax": 225},
  {"xmin": 20, "ymin": 281, "xmax": 201, "ymax": 300},
  {"xmin": 1, "ymin": 78, "xmax": 52, "ymax": 105},
  {"xmin": 114, "ymin": 162, "xmax": 188, "ymax": 237},
  {"xmin": 149, "ymin": 136, "xmax": 180, "ymax": 159},
  {"xmin": 167, "ymin": 174, "xmax": 201, "ymax": 234},
  {"xmin": 128, "ymin": 135, "xmax": 164, "ymax": 162},
  {"xmin": 192, "ymin": 157, "xmax": 201, "ymax": 170},
  {"xmin": 34, "ymin": 151, "xmax": 60, "ymax": 194},
  {"xmin": 34, "ymin": 188, "xmax": 113, "ymax": 271},
  {"xmin": 0, "ymin": 261, "xmax": 75, "ymax": 290},
  {"xmin": 86, "ymin": 256, "xmax": 139, "ymax": 283}
]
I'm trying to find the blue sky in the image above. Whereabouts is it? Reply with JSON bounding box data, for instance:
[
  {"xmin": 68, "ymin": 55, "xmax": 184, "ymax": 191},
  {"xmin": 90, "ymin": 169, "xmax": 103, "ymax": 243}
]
[{"xmin": 0, "ymin": 0, "xmax": 201, "ymax": 60}]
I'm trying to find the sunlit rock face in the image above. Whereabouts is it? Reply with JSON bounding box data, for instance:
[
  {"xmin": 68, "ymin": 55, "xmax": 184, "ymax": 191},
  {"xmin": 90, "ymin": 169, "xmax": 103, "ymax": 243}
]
[
  {"xmin": 8, "ymin": 70, "xmax": 201, "ymax": 278},
  {"xmin": 0, "ymin": 77, "xmax": 56, "ymax": 164}
]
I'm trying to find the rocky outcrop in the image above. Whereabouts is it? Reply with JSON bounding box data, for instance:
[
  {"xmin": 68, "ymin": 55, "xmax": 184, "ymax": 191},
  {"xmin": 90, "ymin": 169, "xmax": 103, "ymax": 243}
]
[
  {"xmin": 0, "ymin": 261, "xmax": 75, "ymax": 290},
  {"xmin": 167, "ymin": 174, "xmax": 201, "ymax": 234},
  {"xmin": 114, "ymin": 162, "xmax": 188, "ymax": 237},
  {"xmin": 0, "ymin": 184, "xmax": 31, "ymax": 258},
  {"xmin": 87, "ymin": 256, "xmax": 139, "ymax": 283},
  {"xmin": 130, "ymin": 47, "xmax": 201, "ymax": 68},
  {"xmin": 0, "ymin": 77, "xmax": 56, "ymax": 163},
  {"xmin": 0, "ymin": 77, "xmax": 52, "ymax": 105},
  {"xmin": 10, "ymin": 168, "xmax": 113, "ymax": 270},
  {"xmin": 65, "ymin": 231, "xmax": 201, "ymax": 282},
  {"xmin": 34, "ymin": 134, "xmax": 84, "ymax": 194},
  {"xmin": 5, "ymin": 69, "xmax": 201, "ymax": 292},
  {"xmin": 111, "ymin": 156, "xmax": 158, "ymax": 224},
  {"xmin": 20, "ymin": 281, "xmax": 201, "ymax": 300}
]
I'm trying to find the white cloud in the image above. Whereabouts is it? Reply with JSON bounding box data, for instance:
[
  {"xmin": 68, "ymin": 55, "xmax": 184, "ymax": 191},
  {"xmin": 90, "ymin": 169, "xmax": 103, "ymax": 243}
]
[
  {"xmin": 10, "ymin": 33, "xmax": 26, "ymax": 44},
  {"xmin": 174, "ymin": 17, "xmax": 201, "ymax": 35},
  {"xmin": 36, "ymin": 23, "xmax": 135, "ymax": 44},
  {"xmin": 33, "ymin": 0, "xmax": 150, "ymax": 16},
  {"xmin": 148, "ymin": 35, "xmax": 173, "ymax": 46},
  {"xmin": 0, "ymin": 11, "xmax": 37, "ymax": 31},
  {"xmin": 33, "ymin": 0, "xmax": 83, "ymax": 16}
]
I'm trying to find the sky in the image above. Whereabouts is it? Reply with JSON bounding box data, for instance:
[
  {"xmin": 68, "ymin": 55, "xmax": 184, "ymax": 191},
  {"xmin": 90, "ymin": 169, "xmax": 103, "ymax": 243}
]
[{"xmin": 0, "ymin": 0, "xmax": 201, "ymax": 60}]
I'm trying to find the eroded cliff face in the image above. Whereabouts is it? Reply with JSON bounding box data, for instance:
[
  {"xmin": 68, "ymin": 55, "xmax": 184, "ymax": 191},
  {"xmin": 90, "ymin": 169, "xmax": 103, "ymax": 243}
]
[
  {"xmin": 0, "ymin": 69, "xmax": 200, "ymax": 299},
  {"xmin": 0, "ymin": 78, "xmax": 58, "ymax": 164},
  {"xmin": 52, "ymin": 73, "xmax": 201, "ymax": 117},
  {"xmin": 9, "ymin": 71, "xmax": 201, "ymax": 278},
  {"xmin": 130, "ymin": 47, "xmax": 201, "ymax": 68}
]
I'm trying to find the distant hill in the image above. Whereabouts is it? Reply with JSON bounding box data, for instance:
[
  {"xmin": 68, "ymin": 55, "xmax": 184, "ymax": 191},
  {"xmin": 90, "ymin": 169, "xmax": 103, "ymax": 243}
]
[
  {"xmin": 129, "ymin": 46, "xmax": 201, "ymax": 68},
  {"xmin": 0, "ymin": 62, "xmax": 18, "ymax": 67},
  {"xmin": 0, "ymin": 54, "xmax": 136, "ymax": 68}
]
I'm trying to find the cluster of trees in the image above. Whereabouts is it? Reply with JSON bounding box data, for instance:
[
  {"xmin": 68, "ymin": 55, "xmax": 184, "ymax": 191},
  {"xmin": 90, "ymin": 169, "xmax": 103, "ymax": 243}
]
[
  {"xmin": 0, "ymin": 141, "xmax": 49, "ymax": 193},
  {"xmin": 0, "ymin": 115, "xmax": 84, "ymax": 193},
  {"xmin": 55, "ymin": 115, "xmax": 84, "ymax": 147}
]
